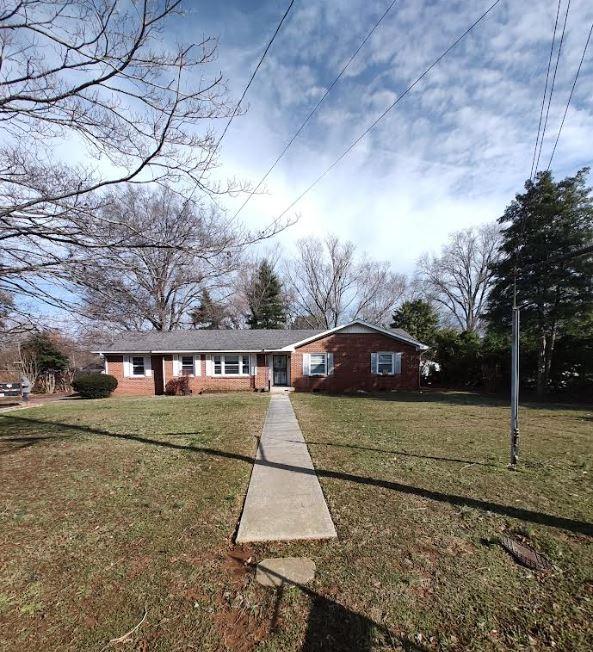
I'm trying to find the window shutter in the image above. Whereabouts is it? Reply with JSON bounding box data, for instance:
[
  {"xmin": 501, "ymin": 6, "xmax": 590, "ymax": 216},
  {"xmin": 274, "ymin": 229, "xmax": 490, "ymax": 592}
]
[
  {"xmin": 123, "ymin": 355, "xmax": 131, "ymax": 378},
  {"xmin": 370, "ymin": 352, "xmax": 378, "ymax": 375},
  {"xmin": 194, "ymin": 354, "xmax": 201, "ymax": 376},
  {"xmin": 303, "ymin": 353, "xmax": 310, "ymax": 376},
  {"xmin": 327, "ymin": 353, "xmax": 334, "ymax": 375},
  {"xmin": 250, "ymin": 354, "xmax": 256, "ymax": 376},
  {"xmin": 395, "ymin": 352, "xmax": 402, "ymax": 375},
  {"xmin": 144, "ymin": 355, "xmax": 153, "ymax": 377},
  {"xmin": 172, "ymin": 354, "xmax": 180, "ymax": 376},
  {"xmin": 205, "ymin": 354, "xmax": 212, "ymax": 376}
]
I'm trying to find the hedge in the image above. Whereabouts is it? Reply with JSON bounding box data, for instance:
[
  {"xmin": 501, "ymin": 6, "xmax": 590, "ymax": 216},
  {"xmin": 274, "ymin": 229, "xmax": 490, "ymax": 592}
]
[{"xmin": 72, "ymin": 373, "xmax": 118, "ymax": 398}]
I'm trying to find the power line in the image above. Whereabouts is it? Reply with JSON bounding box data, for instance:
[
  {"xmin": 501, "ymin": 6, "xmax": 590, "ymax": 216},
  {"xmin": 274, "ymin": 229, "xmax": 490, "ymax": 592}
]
[
  {"xmin": 198, "ymin": 0, "xmax": 296, "ymax": 186},
  {"xmin": 271, "ymin": 0, "xmax": 503, "ymax": 224},
  {"xmin": 529, "ymin": 0, "xmax": 562, "ymax": 181},
  {"xmin": 233, "ymin": 0, "xmax": 401, "ymax": 220},
  {"xmin": 546, "ymin": 21, "xmax": 593, "ymax": 170},
  {"xmin": 533, "ymin": 0, "xmax": 572, "ymax": 175}
]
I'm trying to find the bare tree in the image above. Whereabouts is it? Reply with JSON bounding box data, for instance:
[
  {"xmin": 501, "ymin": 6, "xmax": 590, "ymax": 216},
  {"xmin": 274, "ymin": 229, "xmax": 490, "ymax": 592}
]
[
  {"xmin": 416, "ymin": 223, "xmax": 500, "ymax": 332},
  {"xmin": 71, "ymin": 186, "xmax": 244, "ymax": 330},
  {"xmin": 286, "ymin": 236, "xmax": 355, "ymax": 328},
  {"xmin": 351, "ymin": 260, "xmax": 407, "ymax": 324},
  {"xmin": 286, "ymin": 235, "xmax": 407, "ymax": 328},
  {"xmin": 0, "ymin": 0, "xmax": 281, "ymax": 309},
  {"xmin": 17, "ymin": 342, "xmax": 40, "ymax": 386}
]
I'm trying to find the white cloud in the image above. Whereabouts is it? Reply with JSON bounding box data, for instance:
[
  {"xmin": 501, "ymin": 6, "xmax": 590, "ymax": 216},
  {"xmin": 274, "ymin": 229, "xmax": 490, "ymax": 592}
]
[{"xmin": 67, "ymin": 0, "xmax": 593, "ymax": 277}]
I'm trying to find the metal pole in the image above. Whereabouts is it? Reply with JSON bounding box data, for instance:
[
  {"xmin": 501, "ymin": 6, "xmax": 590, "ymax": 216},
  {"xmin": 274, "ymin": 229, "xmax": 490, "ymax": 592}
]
[{"xmin": 510, "ymin": 305, "xmax": 520, "ymax": 466}]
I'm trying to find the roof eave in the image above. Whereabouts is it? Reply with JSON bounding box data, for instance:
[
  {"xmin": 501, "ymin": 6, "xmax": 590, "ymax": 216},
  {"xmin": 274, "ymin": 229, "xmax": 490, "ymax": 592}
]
[
  {"xmin": 283, "ymin": 319, "xmax": 428, "ymax": 350},
  {"xmin": 93, "ymin": 348, "xmax": 294, "ymax": 355}
]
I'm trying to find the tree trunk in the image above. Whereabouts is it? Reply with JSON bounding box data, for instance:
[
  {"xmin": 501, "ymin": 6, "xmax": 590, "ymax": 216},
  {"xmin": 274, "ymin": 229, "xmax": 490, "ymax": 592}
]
[
  {"xmin": 536, "ymin": 332, "xmax": 547, "ymax": 399},
  {"xmin": 543, "ymin": 324, "xmax": 558, "ymax": 393}
]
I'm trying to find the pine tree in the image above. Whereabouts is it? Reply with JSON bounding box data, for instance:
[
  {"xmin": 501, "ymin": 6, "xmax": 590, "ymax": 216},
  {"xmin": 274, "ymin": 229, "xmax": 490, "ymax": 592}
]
[
  {"xmin": 487, "ymin": 169, "xmax": 593, "ymax": 397},
  {"xmin": 190, "ymin": 289, "xmax": 226, "ymax": 329},
  {"xmin": 391, "ymin": 300, "xmax": 438, "ymax": 345},
  {"xmin": 246, "ymin": 260, "xmax": 286, "ymax": 329},
  {"xmin": 21, "ymin": 332, "xmax": 69, "ymax": 372}
]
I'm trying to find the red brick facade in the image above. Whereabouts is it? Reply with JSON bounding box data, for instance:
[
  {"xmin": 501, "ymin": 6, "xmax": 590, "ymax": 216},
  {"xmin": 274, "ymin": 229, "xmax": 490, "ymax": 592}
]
[
  {"xmin": 105, "ymin": 355, "xmax": 156, "ymax": 396},
  {"xmin": 106, "ymin": 353, "xmax": 271, "ymax": 396},
  {"xmin": 104, "ymin": 333, "xmax": 421, "ymax": 396},
  {"xmin": 292, "ymin": 332, "xmax": 420, "ymax": 392}
]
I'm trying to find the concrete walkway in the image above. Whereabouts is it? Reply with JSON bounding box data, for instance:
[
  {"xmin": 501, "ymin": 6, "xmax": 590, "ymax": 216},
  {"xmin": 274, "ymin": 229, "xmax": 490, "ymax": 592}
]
[{"xmin": 236, "ymin": 394, "xmax": 337, "ymax": 543}]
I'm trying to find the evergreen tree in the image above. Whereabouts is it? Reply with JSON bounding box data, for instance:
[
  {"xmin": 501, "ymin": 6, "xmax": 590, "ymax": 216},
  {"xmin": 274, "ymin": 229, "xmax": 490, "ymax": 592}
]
[
  {"xmin": 190, "ymin": 289, "xmax": 226, "ymax": 329},
  {"xmin": 487, "ymin": 169, "xmax": 593, "ymax": 397},
  {"xmin": 246, "ymin": 260, "xmax": 286, "ymax": 329},
  {"xmin": 390, "ymin": 299, "xmax": 438, "ymax": 345},
  {"xmin": 21, "ymin": 332, "xmax": 69, "ymax": 373}
]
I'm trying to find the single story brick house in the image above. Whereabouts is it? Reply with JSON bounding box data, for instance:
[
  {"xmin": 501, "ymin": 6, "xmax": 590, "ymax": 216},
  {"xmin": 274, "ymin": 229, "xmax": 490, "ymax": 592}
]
[{"xmin": 93, "ymin": 320, "xmax": 428, "ymax": 396}]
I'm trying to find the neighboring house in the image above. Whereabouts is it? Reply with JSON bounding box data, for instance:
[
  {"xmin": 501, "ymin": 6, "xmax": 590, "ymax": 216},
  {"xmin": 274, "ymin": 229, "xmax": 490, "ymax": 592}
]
[{"xmin": 92, "ymin": 320, "xmax": 428, "ymax": 396}]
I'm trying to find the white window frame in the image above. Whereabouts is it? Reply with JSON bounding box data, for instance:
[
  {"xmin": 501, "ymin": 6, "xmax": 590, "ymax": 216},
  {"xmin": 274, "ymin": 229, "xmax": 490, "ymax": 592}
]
[
  {"xmin": 211, "ymin": 354, "xmax": 252, "ymax": 377},
  {"xmin": 309, "ymin": 353, "xmax": 327, "ymax": 377},
  {"xmin": 378, "ymin": 352, "xmax": 395, "ymax": 375},
  {"xmin": 371, "ymin": 352, "xmax": 402, "ymax": 376},
  {"xmin": 303, "ymin": 352, "xmax": 334, "ymax": 377},
  {"xmin": 123, "ymin": 354, "xmax": 152, "ymax": 378},
  {"xmin": 173, "ymin": 354, "xmax": 201, "ymax": 377}
]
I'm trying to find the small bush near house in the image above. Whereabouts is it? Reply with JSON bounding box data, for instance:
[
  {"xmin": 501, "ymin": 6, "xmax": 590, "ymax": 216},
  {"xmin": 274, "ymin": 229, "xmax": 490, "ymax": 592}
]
[
  {"xmin": 72, "ymin": 374, "xmax": 118, "ymax": 398},
  {"xmin": 165, "ymin": 376, "xmax": 191, "ymax": 396}
]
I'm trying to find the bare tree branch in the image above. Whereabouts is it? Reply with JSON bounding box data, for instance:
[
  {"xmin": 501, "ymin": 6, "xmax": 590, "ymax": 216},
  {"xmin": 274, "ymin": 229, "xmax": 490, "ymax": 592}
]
[
  {"xmin": 416, "ymin": 223, "xmax": 500, "ymax": 332},
  {"xmin": 286, "ymin": 235, "xmax": 407, "ymax": 328}
]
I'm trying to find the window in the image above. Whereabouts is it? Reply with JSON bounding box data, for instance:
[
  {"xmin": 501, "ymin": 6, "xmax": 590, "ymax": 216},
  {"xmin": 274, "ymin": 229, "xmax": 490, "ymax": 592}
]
[
  {"xmin": 371, "ymin": 352, "xmax": 402, "ymax": 376},
  {"xmin": 378, "ymin": 352, "xmax": 394, "ymax": 375},
  {"xmin": 309, "ymin": 353, "xmax": 327, "ymax": 376},
  {"xmin": 224, "ymin": 355, "xmax": 240, "ymax": 374},
  {"xmin": 132, "ymin": 356, "xmax": 145, "ymax": 376},
  {"xmin": 181, "ymin": 355, "xmax": 195, "ymax": 376},
  {"xmin": 212, "ymin": 354, "xmax": 251, "ymax": 376}
]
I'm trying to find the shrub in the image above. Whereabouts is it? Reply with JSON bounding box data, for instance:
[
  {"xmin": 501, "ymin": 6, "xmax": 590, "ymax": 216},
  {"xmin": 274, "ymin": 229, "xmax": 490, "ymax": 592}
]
[
  {"xmin": 165, "ymin": 376, "xmax": 191, "ymax": 396},
  {"xmin": 72, "ymin": 373, "xmax": 118, "ymax": 398}
]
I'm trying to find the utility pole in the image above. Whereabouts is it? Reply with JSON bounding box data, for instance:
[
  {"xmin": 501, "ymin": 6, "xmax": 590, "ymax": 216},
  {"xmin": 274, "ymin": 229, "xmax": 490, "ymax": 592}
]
[{"xmin": 510, "ymin": 270, "xmax": 520, "ymax": 467}]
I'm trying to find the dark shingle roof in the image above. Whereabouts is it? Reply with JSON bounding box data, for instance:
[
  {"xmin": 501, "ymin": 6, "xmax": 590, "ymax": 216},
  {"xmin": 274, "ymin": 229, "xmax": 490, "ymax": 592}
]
[
  {"xmin": 93, "ymin": 324, "xmax": 427, "ymax": 353},
  {"xmin": 94, "ymin": 329, "xmax": 324, "ymax": 353}
]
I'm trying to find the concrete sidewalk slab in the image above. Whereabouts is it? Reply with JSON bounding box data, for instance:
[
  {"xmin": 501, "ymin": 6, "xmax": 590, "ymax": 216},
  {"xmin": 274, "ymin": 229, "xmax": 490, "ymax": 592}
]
[
  {"xmin": 236, "ymin": 394, "xmax": 337, "ymax": 543},
  {"xmin": 256, "ymin": 558, "xmax": 316, "ymax": 587}
]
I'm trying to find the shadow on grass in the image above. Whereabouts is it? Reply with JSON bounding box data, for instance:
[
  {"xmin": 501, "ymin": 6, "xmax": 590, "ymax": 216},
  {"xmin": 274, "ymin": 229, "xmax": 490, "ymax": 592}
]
[
  {"xmin": 0, "ymin": 434, "xmax": 67, "ymax": 456},
  {"xmin": 312, "ymin": 390, "xmax": 593, "ymax": 411},
  {"xmin": 293, "ymin": 440, "xmax": 496, "ymax": 467},
  {"xmin": 3, "ymin": 415, "xmax": 593, "ymax": 537},
  {"xmin": 256, "ymin": 564, "xmax": 425, "ymax": 651}
]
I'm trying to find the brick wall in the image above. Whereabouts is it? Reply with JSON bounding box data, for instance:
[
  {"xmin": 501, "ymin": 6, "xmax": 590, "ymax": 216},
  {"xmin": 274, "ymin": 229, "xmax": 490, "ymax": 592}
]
[
  {"xmin": 107, "ymin": 353, "xmax": 269, "ymax": 396},
  {"xmin": 106, "ymin": 355, "xmax": 156, "ymax": 396},
  {"xmin": 292, "ymin": 333, "xmax": 420, "ymax": 392},
  {"xmin": 255, "ymin": 354, "xmax": 269, "ymax": 390},
  {"xmin": 106, "ymin": 335, "xmax": 420, "ymax": 396},
  {"xmin": 165, "ymin": 354, "xmax": 258, "ymax": 393}
]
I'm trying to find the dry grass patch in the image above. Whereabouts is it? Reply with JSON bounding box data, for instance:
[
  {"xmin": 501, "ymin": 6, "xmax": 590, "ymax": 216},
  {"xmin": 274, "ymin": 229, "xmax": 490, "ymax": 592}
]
[
  {"xmin": 2, "ymin": 391, "xmax": 592, "ymax": 651},
  {"xmin": 0, "ymin": 394, "xmax": 269, "ymax": 651}
]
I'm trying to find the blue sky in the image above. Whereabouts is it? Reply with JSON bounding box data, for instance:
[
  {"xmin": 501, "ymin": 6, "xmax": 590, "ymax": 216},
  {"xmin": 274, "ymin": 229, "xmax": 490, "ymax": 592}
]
[{"xmin": 171, "ymin": 0, "xmax": 593, "ymax": 273}]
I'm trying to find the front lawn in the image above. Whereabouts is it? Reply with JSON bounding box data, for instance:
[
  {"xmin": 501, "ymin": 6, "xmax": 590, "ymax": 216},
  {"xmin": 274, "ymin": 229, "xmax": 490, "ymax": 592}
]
[
  {"xmin": 0, "ymin": 394, "xmax": 268, "ymax": 651},
  {"xmin": 281, "ymin": 391, "xmax": 593, "ymax": 650},
  {"xmin": 1, "ymin": 391, "xmax": 592, "ymax": 651}
]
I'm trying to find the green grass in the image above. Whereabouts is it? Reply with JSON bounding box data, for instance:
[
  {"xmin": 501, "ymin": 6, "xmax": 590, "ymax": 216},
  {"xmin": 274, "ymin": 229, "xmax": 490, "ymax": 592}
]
[
  {"xmin": 1, "ymin": 391, "xmax": 592, "ymax": 651},
  {"xmin": 275, "ymin": 391, "xmax": 593, "ymax": 651},
  {"xmin": 0, "ymin": 394, "xmax": 269, "ymax": 651}
]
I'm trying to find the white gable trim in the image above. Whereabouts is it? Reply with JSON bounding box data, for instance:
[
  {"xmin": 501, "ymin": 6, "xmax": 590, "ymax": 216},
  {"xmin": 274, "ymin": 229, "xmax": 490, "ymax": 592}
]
[{"xmin": 281, "ymin": 320, "xmax": 428, "ymax": 351}]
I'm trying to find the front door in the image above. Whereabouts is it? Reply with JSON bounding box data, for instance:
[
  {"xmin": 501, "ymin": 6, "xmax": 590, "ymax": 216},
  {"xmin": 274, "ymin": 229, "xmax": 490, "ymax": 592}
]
[
  {"xmin": 272, "ymin": 355, "xmax": 289, "ymax": 386},
  {"xmin": 152, "ymin": 355, "xmax": 164, "ymax": 395}
]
